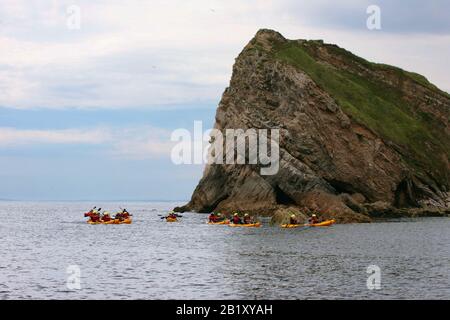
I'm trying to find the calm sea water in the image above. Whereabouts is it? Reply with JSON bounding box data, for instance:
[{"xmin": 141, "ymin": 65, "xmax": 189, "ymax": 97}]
[{"xmin": 0, "ymin": 201, "xmax": 449, "ymax": 300}]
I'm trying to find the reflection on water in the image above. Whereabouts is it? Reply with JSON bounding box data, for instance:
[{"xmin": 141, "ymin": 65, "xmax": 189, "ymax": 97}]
[{"xmin": 0, "ymin": 201, "xmax": 449, "ymax": 299}]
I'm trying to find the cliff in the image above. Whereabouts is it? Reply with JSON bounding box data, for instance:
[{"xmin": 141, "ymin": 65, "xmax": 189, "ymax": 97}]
[{"xmin": 175, "ymin": 29, "xmax": 450, "ymax": 223}]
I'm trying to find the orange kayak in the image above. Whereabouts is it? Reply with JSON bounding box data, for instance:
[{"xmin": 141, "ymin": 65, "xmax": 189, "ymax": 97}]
[
  {"xmin": 280, "ymin": 224, "xmax": 302, "ymax": 228},
  {"xmin": 87, "ymin": 218, "xmax": 132, "ymax": 225},
  {"xmin": 207, "ymin": 220, "xmax": 230, "ymax": 225},
  {"xmin": 281, "ymin": 219, "xmax": 336, "ymax": 228},
  {"xmin": 308, "ymin": 219, "xmax": 336, "ymax": 227},
  {"xmin": 229, "ymin": 222, "xmax": 261, "ymax": 228}
]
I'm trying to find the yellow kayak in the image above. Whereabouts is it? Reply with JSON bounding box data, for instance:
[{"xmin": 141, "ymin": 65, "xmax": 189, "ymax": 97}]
[
  {"xmin": 281, "ymin": 219, "xmax": 336, "ymax": 228},
  {"xmin": 309, "ymin": 219, "xmax": 335, "ymax": 227},
  {"xmin": 166, "ymin": 217, "xmax": 178, "ymax": 223},
  {"xmin": 280, "ymin": 224, "xmax": 302, "ymax": 228},
  {"xmin": 87, "ymin": 218, "xmax": 132, "ymax": 225},
  {"xmin": 229, "ymin": 222, "xmax": 261, "ymax": 228},
  {"xmin": 207, "ymin": 220, "xmax": 230, "ymax": 225}
]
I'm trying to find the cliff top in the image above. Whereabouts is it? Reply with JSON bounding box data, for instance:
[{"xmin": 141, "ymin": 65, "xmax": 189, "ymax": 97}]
[{"xmin": 243, "ymin": 29, "xmax": 450, "ymax": 187}]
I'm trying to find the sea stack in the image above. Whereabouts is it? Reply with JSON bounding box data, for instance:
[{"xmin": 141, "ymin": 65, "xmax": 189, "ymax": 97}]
[{"xmin": 175, "ymin": 29, "xmax": 450, "ymax": 223}]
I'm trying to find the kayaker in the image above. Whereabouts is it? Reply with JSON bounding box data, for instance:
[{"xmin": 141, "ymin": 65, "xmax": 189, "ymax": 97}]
[
  {"xmin": 168, "ymin": 212, "xmax": 178, "ymax": 220},
  {"xmin": 84, "ymin": 207, "xmax": 96, "ymax": 217},
  {"xmin": 102, "ymin": 212, "xmax": 112, "ymax": 222},
  {"xmin": 309, "ymin": 214, "xmax": 319, "ymax": 224},
  {"xmin": 289, "ymin": 214, "xmax": 298, "ymax": 224},
  {"xmin": 122, "ymin": 209, "xmax": 131, "ymax": 219},
  {"xmin": 90, "ymin": 211, "xmax": 100, "ymax": 222},
  {"xmin": 208, "ymin": 212, "xmax": 218, "ymax": 222},
  {"xmin": 216, "ymin": 213, "xmax": 225, "ymax": 222},
  {"xmin": 243, "ymin": 213, "xmax": 252, "ymax": 224},
  {"xmin": 232, "ymin": 213, "xmax": 242, "ymax": 224},
  {"xmin": 114, "ymin": 211, "xmax": 124, "ymax": 221}
]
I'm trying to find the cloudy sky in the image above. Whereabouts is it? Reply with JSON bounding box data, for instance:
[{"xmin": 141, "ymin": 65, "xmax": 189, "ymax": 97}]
[{"xmin": 1, "ymin": 0, "xmax": 449, "ymax": 200}]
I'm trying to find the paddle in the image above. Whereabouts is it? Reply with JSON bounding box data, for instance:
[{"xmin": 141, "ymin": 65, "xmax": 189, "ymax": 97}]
[{"xmin": 158, "ymin": 212, "xmax": 182, "ymax": 218}]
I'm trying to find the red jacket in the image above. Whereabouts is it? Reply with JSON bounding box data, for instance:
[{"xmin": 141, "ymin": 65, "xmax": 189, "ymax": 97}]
[
  {"xmin": 232, "ymin": 216, "xmax": 242, "ymax": 224},
  {"xmin": 209, "ymin": 214, "xmax": 219, "ymax": 222}
]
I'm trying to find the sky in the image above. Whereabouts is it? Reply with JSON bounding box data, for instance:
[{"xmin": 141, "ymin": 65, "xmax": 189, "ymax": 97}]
[{"xmin": 0, "ymin": 0, "xmax": 449, "ymax": 200}]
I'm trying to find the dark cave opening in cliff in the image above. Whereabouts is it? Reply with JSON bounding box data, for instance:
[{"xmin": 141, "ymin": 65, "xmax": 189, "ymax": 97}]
[
  {"xmin": 274, "ymin": 186, "xmax": 296, "ymax": 205},
  {"xmin": 394, "ymin": 179, "xmax": 418, "ymax": 208},
  {"xmin": 326, "ymin": 179, "xmax": 357, "ymax": 195}
]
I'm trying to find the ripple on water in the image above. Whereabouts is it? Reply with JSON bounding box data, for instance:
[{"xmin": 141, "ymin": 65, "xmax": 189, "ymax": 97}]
[{"xmin": 0, "ymin": 201, "xmax": 449, "ymax": 299}]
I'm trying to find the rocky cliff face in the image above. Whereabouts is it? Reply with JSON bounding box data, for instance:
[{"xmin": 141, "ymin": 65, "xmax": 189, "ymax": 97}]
[{"xmin": 175, "ymin": 29, "xmax": 450, "ymax": 223}]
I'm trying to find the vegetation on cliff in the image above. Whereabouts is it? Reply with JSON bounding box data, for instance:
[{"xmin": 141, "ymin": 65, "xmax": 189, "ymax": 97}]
[{"xmin": 274, "ymin": 40, "xmax": 450, "ymax": 188}]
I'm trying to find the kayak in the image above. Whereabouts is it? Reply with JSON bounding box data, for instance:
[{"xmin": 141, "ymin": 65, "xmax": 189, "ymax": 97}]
[
  {"xmin": 229, "ymin": 222, "xmax": 261, "ymax": 228},
  {"xmin": 110, "ymin": 218, "xmax": 132, "ymax": 224},
  {"xmin": 280, "ymin": 224, "xmax": 303, "ymax": 228},
  {"xmin": 309, "ymin": 219, "xmax": 335, "ymax": 227},
  {"xmin": 281, "ymin": 219, "xmax": 336, "ymax": 228},
  {"xmin": 207, "ymin": 220, "xmax": 230, "ymax": 225},
  {"xmin": 166, "ymin": 217, "xmax": 178, "ymax": 223},
  {"xmin": 87, "ymin": 218, "xmax": 132, "ymax": 225}
]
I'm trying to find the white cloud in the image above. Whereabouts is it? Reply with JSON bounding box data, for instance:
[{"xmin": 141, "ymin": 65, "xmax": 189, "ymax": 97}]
[
  {"xmin": 0, "ymin": 0, "xmax": 449, "ymax": 110},
  {"xmin": 108, "ymin": 126, "xmax": 175, "ymax": 160},
  {"xmin": 0, "ymin": 125, "xmax": 175, "ymax": 159},
  {"xmin": 0, "ymin": 127, "xmax": 110, "ymax": 145}
]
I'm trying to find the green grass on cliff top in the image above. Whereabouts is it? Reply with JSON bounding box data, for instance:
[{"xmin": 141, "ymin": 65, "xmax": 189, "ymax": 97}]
[{"xmin": 273, "ymin": 41, "xmax": 449, "ymax": 182}]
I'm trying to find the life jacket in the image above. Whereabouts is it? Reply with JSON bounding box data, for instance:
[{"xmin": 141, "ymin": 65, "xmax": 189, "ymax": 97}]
[
  {"xmin": 91, "ymin": 214, "xmax": 100, "ymax": 222},
  {"xmin": 309, "ymin": 217, "xmax": 319, "ymax": 224},
  {"xmin": 122, "ymin": 212, "xmax": 129, "ymax": 219},
  {"xmin": 115, "ymin": 213, "xmax": 124, "ymax": 220},
  {"xmin": 290, "ymin": 218, "xmax": 298, "ymax": 224},
  {"xmin": 102, "ymin": 215, "xmax": 111, "ymax": 222},
  {"xmin": 232, "ymin": 216, "xmax": 241, "ymax": 224},
  {"xmin": 243, "ymin": 217, "xmax": 252, "ymax": 224}
]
